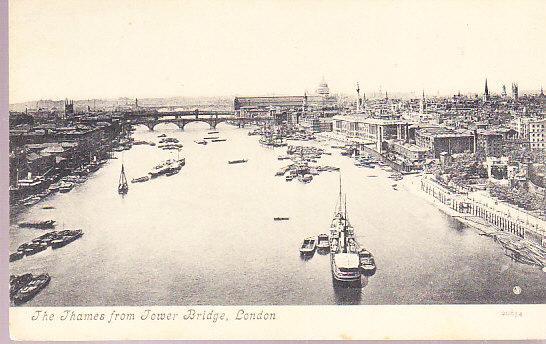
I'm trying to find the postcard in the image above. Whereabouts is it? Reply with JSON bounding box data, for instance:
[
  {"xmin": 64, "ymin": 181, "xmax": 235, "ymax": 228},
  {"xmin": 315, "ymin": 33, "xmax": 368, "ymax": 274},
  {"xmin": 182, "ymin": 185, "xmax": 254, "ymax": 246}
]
[{"xmin": 5, "ymin": 0, "xmax": 546, "ymax": 341}]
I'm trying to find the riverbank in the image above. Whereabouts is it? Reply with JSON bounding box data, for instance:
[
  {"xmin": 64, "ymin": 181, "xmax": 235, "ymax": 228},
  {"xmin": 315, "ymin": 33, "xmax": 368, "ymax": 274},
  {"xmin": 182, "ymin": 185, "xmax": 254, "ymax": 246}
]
[
  {"xmin": 10, "ymin": 126, "xmax": 546, "ymax": 306},
  {"xmin": 397, "ymin": 173, "xmax": 546, "ymax": 271}
]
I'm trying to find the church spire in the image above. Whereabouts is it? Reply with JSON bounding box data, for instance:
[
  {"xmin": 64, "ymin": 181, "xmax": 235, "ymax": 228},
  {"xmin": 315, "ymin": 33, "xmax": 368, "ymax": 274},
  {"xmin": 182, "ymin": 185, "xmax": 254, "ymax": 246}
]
[{"xmin": 483, "ymin": 78, "xmax": 489, "ymax": 102}]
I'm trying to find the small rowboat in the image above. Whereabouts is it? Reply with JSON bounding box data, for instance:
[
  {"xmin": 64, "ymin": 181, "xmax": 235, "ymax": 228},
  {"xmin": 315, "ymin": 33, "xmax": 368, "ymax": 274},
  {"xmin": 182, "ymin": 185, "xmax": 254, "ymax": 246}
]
[{"xmin": 299, "ymin": 237, "xmax": 316, "ymax": 255}]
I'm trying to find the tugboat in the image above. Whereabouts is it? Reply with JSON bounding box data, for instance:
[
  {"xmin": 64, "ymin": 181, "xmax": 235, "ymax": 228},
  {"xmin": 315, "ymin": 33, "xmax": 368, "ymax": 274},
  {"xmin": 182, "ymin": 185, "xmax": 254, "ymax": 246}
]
[{"xmin": 118, "ymin": 164, "xmax": 129, "ymax": 194}]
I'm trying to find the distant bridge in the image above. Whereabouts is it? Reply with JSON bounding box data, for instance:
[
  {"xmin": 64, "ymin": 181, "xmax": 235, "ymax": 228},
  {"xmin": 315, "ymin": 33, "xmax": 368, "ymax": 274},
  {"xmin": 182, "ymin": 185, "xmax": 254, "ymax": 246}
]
[{"xmin": 123, "ymin": 109, "xmax": 273, "ymax": 130}]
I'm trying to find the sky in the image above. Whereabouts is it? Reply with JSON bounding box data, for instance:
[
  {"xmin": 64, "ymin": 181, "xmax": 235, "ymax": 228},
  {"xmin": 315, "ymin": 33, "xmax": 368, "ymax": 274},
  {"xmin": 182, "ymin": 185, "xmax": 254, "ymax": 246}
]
[{"xmin": 8, "ymin": 0, "xmax": 546, "ymax": 103}]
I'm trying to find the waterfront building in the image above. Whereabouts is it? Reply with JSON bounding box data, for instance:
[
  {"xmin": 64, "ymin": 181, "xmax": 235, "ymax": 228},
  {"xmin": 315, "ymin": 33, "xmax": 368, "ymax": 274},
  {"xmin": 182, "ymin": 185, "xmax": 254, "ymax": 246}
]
[
  {"xmin": 387, "ymin": 140, "xmax": 429, "ymax": 170},
  {"xmin": 332, "ymin": 115, "xmax": 410, "ymax": 153},
  {"xmin": 300, "ymin": 116, "xmax": 333, "ymax": 133},
  {"xmin": 414, "ymin": 127, "xmax": 475, "ymax": 158},
  {"xmin": 234, "ymin": 80, "xmax": 338, "ymax": 118}
]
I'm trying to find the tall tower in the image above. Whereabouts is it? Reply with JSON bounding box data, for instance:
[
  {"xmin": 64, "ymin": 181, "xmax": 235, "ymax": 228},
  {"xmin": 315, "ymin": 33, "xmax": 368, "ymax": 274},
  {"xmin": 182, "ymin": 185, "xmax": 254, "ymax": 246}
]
[
  {"xmin": 302, "ymin": 91, "xmax": 308, "ymax": 115},
  {"xmin": 512, "ymin": 82, "xmax": 519, "ymax": 101},
  {"xmin": 420, "ymin": 90, "xmax": 426, "ymax": 114},
  {"xmin": 483, "ymin": 78, "xmax": 489, "ymax": 102},
  {"xmin": 64, "ymin": 99, "xmax": 74, "ymax": 118},
  {"xmin": 502, "ymin": 85, "xmax": 507, "ymax": 98},
  {"xmin": 356, "ymin": 82, "xmax": 361, "ymax": 112}
]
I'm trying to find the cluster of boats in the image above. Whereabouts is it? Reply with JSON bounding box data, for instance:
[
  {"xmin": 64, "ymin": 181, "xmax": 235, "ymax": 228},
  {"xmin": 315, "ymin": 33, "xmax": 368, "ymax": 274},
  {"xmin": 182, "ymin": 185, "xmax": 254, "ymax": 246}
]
[
  {"xmin": 274, "ymin": 145, "xmax": 339, "ymax": 183},
  {"xmin": 10, "ymin": 273, "xmax": 51, "ymax": 305},
  {"xmin": 112, "ymin": 138, "xmax": 133, "ymax": 152},
  {"xmin": 300, "ymin": 181, "xmax": 377, "ymax": 283},
  {"xmin": 259, "ymin": 135, "xmax": 287, "ymax": 147},
  {"xmin": 10, "ymin": 229, "xmax": 84, "ymax": 262},
  {"xmin": 277, "ymin": 163, "xmax": 339, "ymax": 183},
  {"xmin": 285, "ymin": 132, "xmax": 316, "ymax": 141},
  {"xmin": 354, "ymin": 155, "xmax": 379, "ymax": 168},
  {"xmin": 133, "ymin": 140, "xmax": 156, "ymax": 146},
  {"xmin": 286, "ymin": 145, "xmax": 329, "ymax": 164},
  {"xmin": 130, "ymin": 158, "xmax": 186, "ymax": 184},
  {"xmin": 388, "ymin": 172, "xmax": 404, "ymax": 181},
  {"xmin": 13, "ymin": 159, "xmax": 109, "ymax": 208},
  {"xmin": 158, "ymin": 137, "xmax": 183, "ymax": 150}
]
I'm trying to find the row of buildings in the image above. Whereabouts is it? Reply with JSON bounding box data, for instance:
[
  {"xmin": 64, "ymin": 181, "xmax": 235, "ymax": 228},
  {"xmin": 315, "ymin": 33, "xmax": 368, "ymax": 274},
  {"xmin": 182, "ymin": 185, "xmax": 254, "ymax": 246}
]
[
  {"xmin": 8, "ymin": 110, "xmax": 124, "ymax": 200},
  {"xmin": 231, "ymin": 79, "xmax": 544, "ymax": 190}
]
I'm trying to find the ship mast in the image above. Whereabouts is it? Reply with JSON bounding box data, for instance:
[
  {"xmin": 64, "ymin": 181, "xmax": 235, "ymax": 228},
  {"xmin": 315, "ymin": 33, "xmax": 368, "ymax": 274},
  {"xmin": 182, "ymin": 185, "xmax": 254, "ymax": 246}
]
[{"xmin": 338, "ymin": 173, "xmax": 342, "ymax": 214}]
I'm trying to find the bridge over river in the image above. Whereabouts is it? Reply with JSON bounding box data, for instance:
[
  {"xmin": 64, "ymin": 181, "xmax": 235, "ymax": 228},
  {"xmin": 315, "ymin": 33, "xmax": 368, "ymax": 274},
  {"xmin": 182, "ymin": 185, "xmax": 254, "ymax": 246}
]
[{"xmin": 124, "ymin": 109, "xmax": 274, "ymax": 130}]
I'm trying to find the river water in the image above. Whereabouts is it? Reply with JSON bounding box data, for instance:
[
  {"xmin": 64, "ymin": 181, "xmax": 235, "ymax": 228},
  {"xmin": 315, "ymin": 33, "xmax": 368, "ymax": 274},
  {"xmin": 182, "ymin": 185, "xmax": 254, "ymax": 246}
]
[{"xmin": 9, "ymin": 123, "xmax": 546, "ymax": 306}]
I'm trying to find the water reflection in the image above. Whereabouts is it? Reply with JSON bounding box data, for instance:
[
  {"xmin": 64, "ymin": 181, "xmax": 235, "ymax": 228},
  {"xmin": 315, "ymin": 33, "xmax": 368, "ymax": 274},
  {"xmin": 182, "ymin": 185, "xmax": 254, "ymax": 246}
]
[{"xmin": 332, "ymin": 278, "xmax": 365, "ymax": 305}]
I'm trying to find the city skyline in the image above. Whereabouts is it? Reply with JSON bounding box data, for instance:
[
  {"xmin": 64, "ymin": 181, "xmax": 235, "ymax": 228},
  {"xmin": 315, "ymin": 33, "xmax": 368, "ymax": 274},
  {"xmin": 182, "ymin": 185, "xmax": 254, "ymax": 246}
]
[{"xmin": 9, "ymin": 0, "xmax": 546, "ymax": 103}]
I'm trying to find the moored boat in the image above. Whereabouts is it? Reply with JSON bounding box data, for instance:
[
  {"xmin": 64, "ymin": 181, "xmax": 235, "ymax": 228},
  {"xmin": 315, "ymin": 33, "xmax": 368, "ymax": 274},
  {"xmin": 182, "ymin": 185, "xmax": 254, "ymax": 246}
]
[
  {"xmin": 18, "ymin": 220, "xmax": 56, "ymax": 229},
  {"xmin": 316, "ymin": 234, "xmax": 330, "ymax": 250},
  {"xmin": 58, "ymin": 181, "xmax": 74, "ymax": 193},
  {"xmin": 358, "ymin": 249, "xmax": 377, "ymax": 276},
  {"xmin": 51, "ymin": 229, "xmax": 84, "ymax": 249},
  {"xmin": 131, "ymin": 176, "xmax": 150, "ymax": 183},
  {"xmin": 299, "ymin": 237, "xmax": 316, "ymax": 255},
  {"xmin": 23, "ymin": 196, "xmax": 42, "ymax": 206},
  {"xmin": 10, "ymin": 274, "xmax": 33, "ymax": 298},
  {"xmin": 9, "ymin": 251, "xmax": 24, "ymax": 262},
  {"xmin": 12, "ymin": 273, "xmax": 51, "ymax": 305}
]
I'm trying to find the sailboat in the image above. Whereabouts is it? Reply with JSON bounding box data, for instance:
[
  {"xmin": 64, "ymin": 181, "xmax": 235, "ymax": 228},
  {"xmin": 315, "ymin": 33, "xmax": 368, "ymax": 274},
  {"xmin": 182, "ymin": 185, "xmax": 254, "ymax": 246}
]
[{"xmin": 118, "ymin": 164, "xmax": 128, "ymax": 194}]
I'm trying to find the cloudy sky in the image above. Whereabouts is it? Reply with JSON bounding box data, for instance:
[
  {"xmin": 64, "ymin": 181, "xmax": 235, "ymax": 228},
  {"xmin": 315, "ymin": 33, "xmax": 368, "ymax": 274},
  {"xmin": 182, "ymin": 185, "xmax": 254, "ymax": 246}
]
[{"xmin": 9, "ymin": 0, "xmax": 546, "ymax": 103}]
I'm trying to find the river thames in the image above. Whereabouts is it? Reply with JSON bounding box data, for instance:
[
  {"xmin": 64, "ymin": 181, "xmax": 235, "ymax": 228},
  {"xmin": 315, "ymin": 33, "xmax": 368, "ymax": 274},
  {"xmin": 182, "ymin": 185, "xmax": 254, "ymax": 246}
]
[{"xmin": 9, "ymin": 123, "xmax": 546, "ymax": 306}]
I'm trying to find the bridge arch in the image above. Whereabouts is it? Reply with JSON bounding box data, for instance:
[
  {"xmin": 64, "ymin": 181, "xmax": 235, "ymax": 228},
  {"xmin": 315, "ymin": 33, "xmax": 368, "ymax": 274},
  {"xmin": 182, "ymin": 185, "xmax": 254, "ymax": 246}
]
[
  {"xmin": 181, "ymin": 120, "xmax": 214, "ymax": 131},
  {"xmin": 152, "ymin": 122, "xmax": 182, "ymax": 131},
  {"xmin": 131, "ymin": 123, "xmax": 154, "ymax": 132}
]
